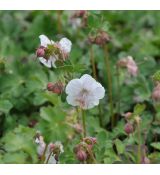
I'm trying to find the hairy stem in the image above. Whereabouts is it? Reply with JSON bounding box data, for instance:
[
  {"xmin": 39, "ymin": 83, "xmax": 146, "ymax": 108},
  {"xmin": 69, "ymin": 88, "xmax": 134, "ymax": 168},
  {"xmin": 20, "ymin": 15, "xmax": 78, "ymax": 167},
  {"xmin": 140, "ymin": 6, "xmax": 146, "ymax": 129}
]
[
  {"xmin": 82, "ymin": 109, "xmax": 86, "ymax": 137},
  {"xmin": 116, "ymin": 65, "xmax": 121, "ymax": 114},
  {"xmin": 103, "ymin": 45, "xmax": 114, "ymax": 128},
  {"xmin": 137, "ymin": 122, "xmax": 142, "ymax": 164},
  {"xmin": 90, "ymin": 46, "xmax": 97, "ymax": 80},
  {"xmin": 90, "ymin": 46, "xmax": 103, "ymax": 127}
]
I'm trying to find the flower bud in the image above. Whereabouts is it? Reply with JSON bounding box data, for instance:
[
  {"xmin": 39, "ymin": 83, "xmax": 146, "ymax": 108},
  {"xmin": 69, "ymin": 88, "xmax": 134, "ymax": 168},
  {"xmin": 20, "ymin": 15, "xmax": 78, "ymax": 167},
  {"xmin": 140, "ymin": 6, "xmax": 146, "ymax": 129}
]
[
  {"xmin": 47, "ymin": 82, "xmax": 63, "ymax": 94},
  {"xmin": 88, "ymin": 31, "xmax": 111, "ymax": 46},
  {"xmin": 124, "ymin": 123, "xmax": 134, "ymax": 135},
  {"xmin": 49, "ymin": 143, "xmax": 55, "ymax": 152},
  {"xmin": 151, "ymin": 83, "xmax": 160, "ymax": 102},
  {"xmin": 36, "ymin": 46, "xmax": 45, "ymax": 57},
  {"xmin": 83, "ymin": 137, "xmax": 97, "ymax": 149},
  {"xmin": 124, "ymin": 112, "xmax": 132, "ymax": 120},
  {"xmin": 73, "ymin": 124, "xmax": 83, "ymax": 133},
  {"xmin": 118, "ymin": 56, "xmax": 138, "ymax": 77},
  {"xmin": 141, "ymin": 157, "xmax": 150, "ymax": 164},
  {"xmin": 76, "ymin": 150, "xmax": 87, "ymax": 162}
]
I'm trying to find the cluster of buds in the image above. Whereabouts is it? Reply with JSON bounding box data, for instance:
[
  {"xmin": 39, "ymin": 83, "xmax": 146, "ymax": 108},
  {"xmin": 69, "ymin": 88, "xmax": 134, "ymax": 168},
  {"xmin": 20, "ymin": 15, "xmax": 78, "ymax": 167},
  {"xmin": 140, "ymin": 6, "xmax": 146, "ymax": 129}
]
[
  {"xmin": 74, "ymin": 137, "xmax": 97, "ymax": 163},
  {"xmin": 88, "ymin": 30, "xmax": 111, "ymax": 46},
  {"xmin": 70, "ymin": 10, "xmax": 88, "ymax": 28},
  {"xmin": 47, "ymin": 82, "xmax": 64, "ymax": 95},
  {"xmin": 35, "ymin": 132, "xmax": 64, "ymax": 164},
  {"xmin": 117, "ymin": 56, "xmax": 138, "ymax": 77},
  {"xmin": 36, "ymin": 35, "xmax": 72, "ymax": 68},
  {"xmin": 123, "ymin": 112, "xmax": 135, "ymax": 135}
]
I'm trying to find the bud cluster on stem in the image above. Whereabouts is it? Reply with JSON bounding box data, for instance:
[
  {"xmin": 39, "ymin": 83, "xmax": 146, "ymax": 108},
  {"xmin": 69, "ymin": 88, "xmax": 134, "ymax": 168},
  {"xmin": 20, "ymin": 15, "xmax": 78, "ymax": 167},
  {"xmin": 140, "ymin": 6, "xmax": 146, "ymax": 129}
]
[{"xmin": 74, "ymin": 137, "xmax": 97, "ymax": 163}]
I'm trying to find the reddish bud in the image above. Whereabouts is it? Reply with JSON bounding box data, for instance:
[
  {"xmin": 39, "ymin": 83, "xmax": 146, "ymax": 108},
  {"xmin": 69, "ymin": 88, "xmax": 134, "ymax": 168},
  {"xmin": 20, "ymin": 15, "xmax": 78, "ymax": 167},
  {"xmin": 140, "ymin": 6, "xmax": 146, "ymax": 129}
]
[
  {"xmin": 49, "ymin": 143, "xmax": 55, "ymax": 152},
  {"xmin": 88, "ymin": 31, "xmax": 111, "ymax": 46},
  {"xmin": 73, "ymin": 124, "xmax": 83, "ymax": 133},
  {"xmin": 47, "ymin": 82, "xmax": 54, "ymax": 91},
  {"xmin": 36, "ymin": 46, "xmax": 45, "ymax": 57},
  {"xmin": 124, "ymin": 123, "xmax": 134, "ymax": 135},
  {"xmin": 76, "ymin": 150, "xmax": 87, "ymax": 162},
  {"xmin": 47, "ymin": 82, "xmax": 63, "ymax": 94},
  {"xmin": 152, "ymin": 83, "xmax": 160, "ymax": 102}
]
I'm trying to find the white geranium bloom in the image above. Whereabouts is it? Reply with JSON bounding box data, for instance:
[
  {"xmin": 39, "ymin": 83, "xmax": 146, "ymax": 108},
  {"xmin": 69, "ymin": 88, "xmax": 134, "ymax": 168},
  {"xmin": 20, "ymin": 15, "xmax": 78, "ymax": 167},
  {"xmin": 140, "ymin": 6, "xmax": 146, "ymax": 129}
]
[
  {"xmin": 65, "ymin": 74, "xmax": 105, "ymax": 109},
  {"xmin": 38, "ymin": 35, "xmax": 72, "ymax": 68}
]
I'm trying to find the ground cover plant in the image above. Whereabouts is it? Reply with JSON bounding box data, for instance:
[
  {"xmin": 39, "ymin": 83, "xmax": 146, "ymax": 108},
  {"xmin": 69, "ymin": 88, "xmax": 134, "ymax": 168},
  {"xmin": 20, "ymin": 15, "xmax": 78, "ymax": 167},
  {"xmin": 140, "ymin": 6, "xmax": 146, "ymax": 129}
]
[{"xmin": 0, "ymin": 11, "xmax": 160, "ymax": 164}]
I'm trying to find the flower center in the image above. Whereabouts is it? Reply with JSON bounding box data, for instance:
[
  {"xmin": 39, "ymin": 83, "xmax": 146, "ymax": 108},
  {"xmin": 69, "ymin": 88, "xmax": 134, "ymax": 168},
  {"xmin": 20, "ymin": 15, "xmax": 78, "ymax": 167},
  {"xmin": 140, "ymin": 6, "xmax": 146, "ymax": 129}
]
[{"xmin": 76, "ymin": 89, "xmax": 89, "ymax": 108}]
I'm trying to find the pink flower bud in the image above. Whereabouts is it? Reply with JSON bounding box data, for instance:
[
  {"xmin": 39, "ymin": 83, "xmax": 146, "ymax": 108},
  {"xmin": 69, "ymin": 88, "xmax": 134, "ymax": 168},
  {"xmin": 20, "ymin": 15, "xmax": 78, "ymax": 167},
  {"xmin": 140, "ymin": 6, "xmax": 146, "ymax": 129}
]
[
  {"xmin": 118, "ymin": 56, "xmax": 138, "ymax": 77},
  {"xmin": 151, "ymin": 83, "xmax": 160, "ymax": 101},
  {"xmin": 49, "ymin": 143, "xmax": 55, "ymax": 152},
  {"xmin": 88, "ymin": 31, "xmax": 111, "ymax": 46},
  {"xmin": 76, "ymin": 150, "xmax": 87, "ymax": 162},
  {"xmin": 36, "ymin": 46, "xmax": 45, "ymax": 57},
  {"xmin": 73, "ymin": 124, "xmax": 83, "ymax": 133},
  {"xmin": 83, "ymin": 137, "xmax": 97, "ymax": 149},
  {"xmin": 47, "ymin": 82, "xmax": 63, "ymax": 94},
  {"xmin": 127, "ymin": 56, "xmax": 138, "ymax": 76},
  {"xmin": 141, "ymin": 157, "xmax": 150, "ymax": 164},
  {"xmin": 124, "ymin": 112, "xmax": 132, "ymax": 120},
  {"xmin": 47, "ymin": 82, "xmax": 54, "ymax": 91},
  {"xmin": 124, "ymin": 123, "xmax": 134, "ymax": 135}
]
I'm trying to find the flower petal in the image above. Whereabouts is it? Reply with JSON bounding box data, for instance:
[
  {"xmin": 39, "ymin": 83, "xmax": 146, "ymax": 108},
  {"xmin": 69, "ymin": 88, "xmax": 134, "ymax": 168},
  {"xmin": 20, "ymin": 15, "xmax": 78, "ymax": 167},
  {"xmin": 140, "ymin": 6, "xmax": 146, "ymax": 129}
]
[
  {"xmin": 80, "ymin": 74, "xmax": 98, "ymax": 91},
  {"xmin": 66, "ymin": 95, "xmax": 79, "ymax": 106},
  {"xmin": 39, "ymin": 35, "xmax": 52, "ymax": 47},
  {"xmin": 92, "ymin": 85, "xmax": 105, "ymax": 99},
  {"xmin": 59, "ymin": 38, "xmax": 72, "ymax": 53},
  {"xmin": 39, "ymin": 57, "xmax": 52, "ymax": 68},
  {"xmin": 65, "ymin": 79, "xmax": 82, "ymax": 95}
]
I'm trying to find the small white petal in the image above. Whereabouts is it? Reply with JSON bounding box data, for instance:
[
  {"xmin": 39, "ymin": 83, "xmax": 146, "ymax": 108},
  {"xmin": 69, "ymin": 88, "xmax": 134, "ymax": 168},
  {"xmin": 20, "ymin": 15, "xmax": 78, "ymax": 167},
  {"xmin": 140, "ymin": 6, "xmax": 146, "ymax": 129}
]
[
  {"xmin": 39, "ymin": 35, "xmax": 52, "ymax": 47},
  {"xmin": 92, "ymin": 86, "xmax": 105, "ymax": 99},
  {"xmin": 39, "ymin": 57, "xmax": 52, "ymax": 68},
  {"xmin": 66, "ymin": 95, "xmax": 79, "ymax": 107},
  {"xmin": 80, "ymin": 74, "xmax": 98, "ymax": 91},
  {"xmin": 65, "ymin": 79, "xmax": 82, "ymax": 95},
  {"xmin": 59, "ymin": 38, "xmax": 72, "ymax": 53}
]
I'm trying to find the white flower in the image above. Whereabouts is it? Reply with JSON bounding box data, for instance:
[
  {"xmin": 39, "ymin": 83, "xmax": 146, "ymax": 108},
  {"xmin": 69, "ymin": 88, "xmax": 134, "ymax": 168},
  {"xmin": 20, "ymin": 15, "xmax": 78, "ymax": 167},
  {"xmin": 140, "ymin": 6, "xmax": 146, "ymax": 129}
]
[
  {"xmin": 38, "ymin": 34, "xmax": 72, "ymax": 68},
  {"xmin": 65, "ymin": 74, "xmax": 105, "ymax": 109}
]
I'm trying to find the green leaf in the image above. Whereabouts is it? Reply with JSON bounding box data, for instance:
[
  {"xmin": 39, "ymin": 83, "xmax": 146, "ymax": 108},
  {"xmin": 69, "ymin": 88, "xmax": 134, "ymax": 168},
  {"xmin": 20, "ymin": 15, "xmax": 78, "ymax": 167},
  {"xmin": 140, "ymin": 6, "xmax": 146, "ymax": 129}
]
[
  {"xmin": 0, "ymin": 100, "xmax": 13, "ymax": 114},
  {"xmin": 133, "ymin": 104, "xmax": 146, "ymax": 116},
  {"xmin": 114, "ymin": 139, "xmax": 125, "ymax": 155},
  {"xmin": 151, "ymin": 142, "xmax": 160, "ymax": 151}
]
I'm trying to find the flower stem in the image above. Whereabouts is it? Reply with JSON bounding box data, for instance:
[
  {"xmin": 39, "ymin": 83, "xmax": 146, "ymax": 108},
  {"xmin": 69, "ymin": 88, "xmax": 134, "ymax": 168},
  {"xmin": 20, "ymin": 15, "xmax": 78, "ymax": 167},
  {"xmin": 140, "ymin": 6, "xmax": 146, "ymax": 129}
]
[
  {"xmin": 103, "ymin": 45, "xmax": 114, "ymax": 128},
  {"xmin": 90, "ymin": 46, "xmax": 103, "ymax": 127},
  {"xmin": 81, "ymin": 109, "xmax": 86, "ymax": 137},
  {"xmin": 90, "ymin": 46, "xmax": 97, "ymax": 80},
  {"xmin": 137, "ymin": 122, "xmax": 142, "ymax": 164},
  {"xmin": 116, "ymin": 65, "xmax": 121, "ymax": 114},
  {"xmin": 57, "ymin": 11, "xmax": 62, "ymax": 33},
  {"xmin": 45, "ymin": 152, "xmax": 53, "ymax": 164}
]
